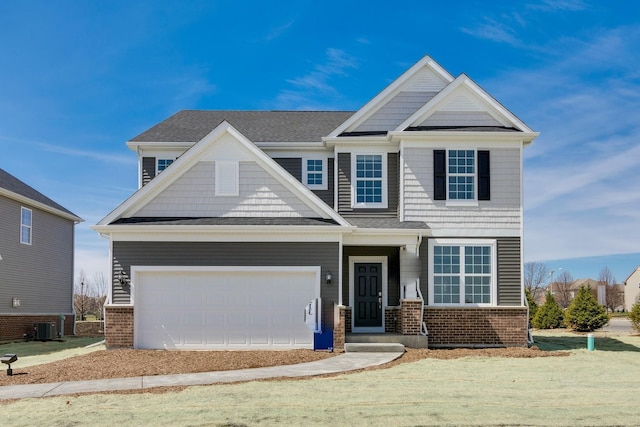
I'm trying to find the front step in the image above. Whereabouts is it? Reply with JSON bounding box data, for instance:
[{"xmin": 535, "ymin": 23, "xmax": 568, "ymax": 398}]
[
  {"xmin": 344, "ymin": 342, "xmax": 405, "ymax": 353},
  {"xmin": 346, "ymin": 333, "xmax": 429, "ymax": 349}
]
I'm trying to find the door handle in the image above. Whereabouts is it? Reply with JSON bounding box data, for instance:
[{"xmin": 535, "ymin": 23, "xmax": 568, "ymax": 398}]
[{"xmin": 378, "ymin": 296, "xmax": 382, "ymax": 309}]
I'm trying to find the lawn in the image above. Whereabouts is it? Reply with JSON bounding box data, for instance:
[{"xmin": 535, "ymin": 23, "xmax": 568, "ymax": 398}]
[{"xmin": 1, "ymin": 332, "xmax": 639, "ymax": 426}]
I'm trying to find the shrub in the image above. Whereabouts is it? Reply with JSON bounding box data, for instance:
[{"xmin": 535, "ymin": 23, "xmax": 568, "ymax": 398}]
[
  {"xmin": 525, "ymin": 289, "xmax": 538, "ymax": 325},
  {"xmin": 532, "ymin": 291, "xmax": 564, "ymax": 329},
  {"xmin": 564, "ymin": 285, "xmax": 609, "ymax": 332},
  {"xmin": 628, "ymin": 301, "xmax": 640, "ymax": 333}
]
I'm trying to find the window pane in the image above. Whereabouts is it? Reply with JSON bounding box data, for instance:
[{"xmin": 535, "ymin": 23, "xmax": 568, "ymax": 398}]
[{"xmin": 355, "ymin": 155, "xmax": 383, "ymax": 204}]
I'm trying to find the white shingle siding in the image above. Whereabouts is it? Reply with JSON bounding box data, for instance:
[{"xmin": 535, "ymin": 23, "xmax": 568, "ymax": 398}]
[
  {"xmin": 134, "ymin": 161, "xmax": 319, "ymax": 218},
  {"xmin": 402, "ymin": 147, "xmax": 521, "ymax": 229},
  {"xmin": 356, "ymin": 91, "xmax": 438, "ymax": 132},
  {"xmin": 419, "ymin": 111, "xmax": 503, "ymax": 127},
  {"xmin": 400, "ymin": 67, "xmax": 449, "ymax": 92}
]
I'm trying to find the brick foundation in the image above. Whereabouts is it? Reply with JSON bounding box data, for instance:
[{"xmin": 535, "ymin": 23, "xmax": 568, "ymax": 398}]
[
  {"xmin": 0, "ymin": 314, "xmax": 75, "ymax": 341},
  {"xmin": 425, "ymin": 307, "xmax": 528, "ymax": 347},
  {"xmin": 385, "ymin": 306, "xmax": 401, "ymax": 333},
  {"xmin": 333, "ymin": 305, "xmax": 346, "ymax": 351},
  {"xmin": 401, "ymin": 300, "xmax": 423, "ymax": 335},
  {"xmin": 104, "ymin": 306, "xmax": 134, "ymax": 348}
]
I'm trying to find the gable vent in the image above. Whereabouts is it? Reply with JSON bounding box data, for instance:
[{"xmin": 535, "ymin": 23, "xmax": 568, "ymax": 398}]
[{"xmin": 215, "ymin": 161, "xmax": 239, "ymax": 196}]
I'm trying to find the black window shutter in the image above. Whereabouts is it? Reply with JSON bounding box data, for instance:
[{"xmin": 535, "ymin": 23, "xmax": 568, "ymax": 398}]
[
  {"xmin": 478, "ymin": 150, "xmax": 490, "ymax": 200},
  {"xmin": 434, "ymin": 150, "xmax": 446, "ymax": 200}
]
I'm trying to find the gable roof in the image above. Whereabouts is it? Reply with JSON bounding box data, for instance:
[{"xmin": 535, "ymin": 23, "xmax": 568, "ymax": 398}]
[
  {"xmin": 328, "ymin": 55, "xmax": 455, "ymax": 137},
  {"xmin": 0, "ymin": 168, "xmax": 82, "ymax": 222},
  {"xmin": 129, "ymin": 110, "xmax": 355, "ymax": 145},
  {"xmin": 98, "ymin": 121, "xmax": 351, "ymax": 227}
]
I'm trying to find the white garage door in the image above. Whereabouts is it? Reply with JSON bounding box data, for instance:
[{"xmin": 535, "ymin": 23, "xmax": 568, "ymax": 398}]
[{"xmin": 133, "ymin": 266, "xmax": 319, "ymax": 350}]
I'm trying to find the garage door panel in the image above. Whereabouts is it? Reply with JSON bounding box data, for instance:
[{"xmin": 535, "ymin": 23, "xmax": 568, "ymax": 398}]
[{"xmin": 135, "ymin": 269, "xmax": 317, "ymax": 349}]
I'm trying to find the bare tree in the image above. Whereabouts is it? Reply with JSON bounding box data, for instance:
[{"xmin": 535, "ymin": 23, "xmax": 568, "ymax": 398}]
[
  {"xmin": 599, "ymin": 266, "xmax": 623, "ymax": 312},
  {"xmin": 553, "ymin": 271, "xmax": 575, "ymax": 308},
  {"xmin": 92, "ymin": 272, "xmax": 109, "ymax": 320},
  {"xmin": 524, "ymin": 262, "xmax": 550, "ymax": 301},
  {"xmin": 74, "ymin": 270, "xmax": 90, "ymax": 321}
]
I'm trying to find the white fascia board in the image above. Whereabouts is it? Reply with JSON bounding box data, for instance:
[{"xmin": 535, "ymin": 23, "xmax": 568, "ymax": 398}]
[
  {"xmin": 256, "ymin": 141, "xmax": 327, "ymax": 151},
  {"xmin": 126, "ymin": 140, "xmax": 195, "ymax": 152},
  {"xmin": 392, "ymin": 132, "xmax": 539, "ymax": 146},
  {"xmin": 343, "ymin": 229, "xmax": 430, "ymax": 246},
  {"xmin": 0, "ymin": 188, "xmax": 83, "ymax": 223},
  {"xmin": 327, "ymin": 136, "xmax": 396, "ymax": 150},
  {"xmin": 327, "ymin": 55, "xmax": 455, "ymax": 138},
  {"xmin": 91, "ymin": 224, "xmax": 353, "ymax": 242}
]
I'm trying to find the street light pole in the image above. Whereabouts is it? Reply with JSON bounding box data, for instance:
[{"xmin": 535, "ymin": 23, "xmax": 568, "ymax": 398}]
[{"xmin": 81, "ymin": 280, "xmax": 85, "ymax": 321}]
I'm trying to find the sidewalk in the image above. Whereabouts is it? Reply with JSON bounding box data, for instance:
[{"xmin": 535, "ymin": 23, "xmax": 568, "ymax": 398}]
[{"xmin": 0, "ymin": 351, "xmax": 402, "ymax": 400}]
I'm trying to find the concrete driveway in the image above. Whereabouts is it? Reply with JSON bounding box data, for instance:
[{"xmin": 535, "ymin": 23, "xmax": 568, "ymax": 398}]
[{"xmin": 601, "ymin": 317, "xmax": 636, "ymax": 335}]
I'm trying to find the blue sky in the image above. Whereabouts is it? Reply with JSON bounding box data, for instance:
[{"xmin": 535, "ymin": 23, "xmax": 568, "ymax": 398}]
[{"xmin": 1, "ymin": 0, "xmax": 638, "ymax": 284}]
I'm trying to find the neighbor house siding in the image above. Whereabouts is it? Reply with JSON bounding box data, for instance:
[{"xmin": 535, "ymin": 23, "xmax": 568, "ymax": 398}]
[
  {"xmin": 337, "ymin": 152, "xmax": 399, "ymax": 217},
  {"xmin": 134, "ymin": 161, "xmax": 319, "ymax": 218},
  {"xmin": 402, "ymin": 147, "xmax": 521, "ymax": 229},
  {"xmin": 112, "ymin": 241, "xmax": 339, "ymax": 330},
  {"xmin": 0, "ymin": 196, "xmax": 75, "ymax": 314}
]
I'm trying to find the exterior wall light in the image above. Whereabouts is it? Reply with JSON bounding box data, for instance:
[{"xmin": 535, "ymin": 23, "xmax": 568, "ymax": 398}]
[
  {"xmin": 12, "ymin": 298, "xmax": 20, "ymax": 308},
  {"xmin": 326, "ymin": 271, "xmax": 332, "ymax": 285}
]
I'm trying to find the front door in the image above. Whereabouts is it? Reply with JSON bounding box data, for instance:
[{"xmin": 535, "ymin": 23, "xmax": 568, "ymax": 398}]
[{"xmin": 354, "ymin": 263, "xmax": 383, "ymax": 329}]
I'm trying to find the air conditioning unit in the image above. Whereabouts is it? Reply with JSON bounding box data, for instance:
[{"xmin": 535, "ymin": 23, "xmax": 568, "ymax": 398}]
[{"xmin": 34, "ymin": 322, "xmax": 57, "ymax": 340}]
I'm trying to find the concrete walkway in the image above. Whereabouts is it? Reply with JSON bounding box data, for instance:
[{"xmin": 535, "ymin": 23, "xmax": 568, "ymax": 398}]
[{"xmin": 0, "ymin": 351, "xmax": 402, "ymax": 400}]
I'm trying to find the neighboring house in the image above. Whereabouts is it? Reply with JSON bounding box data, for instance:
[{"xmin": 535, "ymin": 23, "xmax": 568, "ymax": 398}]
[
  {"xmin": 94, "ymin": 55, "xmax": 539, "ymax": 350},
  {"xmin": 0, "ymin": 168, "xmax": 82, "ymax": 340},
  {"xmin": 624, "ymin": 267, "xmax": 640, "ymax": 312},
  {"xmin": 550, "ymin": 278, "xmax": 624, "ymax": 310}
]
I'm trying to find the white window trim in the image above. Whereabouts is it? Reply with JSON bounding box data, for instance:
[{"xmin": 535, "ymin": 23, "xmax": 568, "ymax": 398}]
[
  {"xmin": 351, "ymin": 153, "xmax": 388, "ymax": 209},
  {"xmin": 302, "ymin": 158, "xmax": 327, "ymax": 190},
  {"xmin": 427, "ymin": 238, "xmax": 497, "ymax": 307},
  {"xmin": 157, "ymin": 158, "xmax": 175, "ymax": 173},
  {"xmin": 445, "ymin": 149, "xmax": 478, "ymax": 207},
  {"xmin": 20, "ymin": 206, "xmax": 32, "ymax": 245},
  {"xmin": 215, "ymin": 161, "xmax": 239, "ymax": 196}
]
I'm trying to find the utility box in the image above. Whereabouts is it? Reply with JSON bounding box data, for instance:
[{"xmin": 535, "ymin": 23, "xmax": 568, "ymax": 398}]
[
  {"xmin": 313, "ymin": 329, "xmax": 333, "ymax": 351},
  {"xmin": 34, "ymin": 322, "xmax": 57, "ymax": 340}
]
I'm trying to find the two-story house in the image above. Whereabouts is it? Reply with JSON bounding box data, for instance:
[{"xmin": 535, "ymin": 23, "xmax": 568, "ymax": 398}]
[
  {"xmin": 94, "ymin": 55, "xmax": 538, "ymax": 350},
  {"xmin": 0, "ymin": 168, "xmax": 82, "ymax": 340}
]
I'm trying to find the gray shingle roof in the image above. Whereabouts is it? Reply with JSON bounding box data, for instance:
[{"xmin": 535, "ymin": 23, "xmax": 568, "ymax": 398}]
[
  {"xmin": 131, "ymin": 110, "xmax": 355, "ymax": 143},
  {"xmin": 0, "ymin": 168, "xmax": 80, "ymax": 219},
  {"xmin": 344, "ymin": 217, "xmax": 430, "ymax": 230}
]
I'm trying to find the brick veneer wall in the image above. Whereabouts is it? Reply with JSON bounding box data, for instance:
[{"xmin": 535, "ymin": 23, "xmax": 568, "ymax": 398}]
[
  {"xmin": 0, "ymin": 314, "xmax": 75, "ymax": 341},
  {"xmin": 334, "ymin": 305, "xmax": 346, "ymax": 351},
  {"xmin": 401, "ymin": 300, "xmax": 423, "ymax": 335},
  {"xmin": 385, "ymin": 306, "xmax": 401, "ymax": 333},
  {"xmin": 105, "ymin": 306, "xmax": 134, "ymax": 348},
  {"xmin": 425, "ymin": 307, "xmax": 528, "ymax": 347},
  {"xmin": 344, "ymin": 307, "xmax": 352, "ymax": 334}
]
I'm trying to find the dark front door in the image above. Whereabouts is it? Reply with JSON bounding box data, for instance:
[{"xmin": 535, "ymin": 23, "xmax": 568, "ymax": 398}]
[{"xmin": 354, "ymin": 263, "xmax": 383, "ymax": 328}]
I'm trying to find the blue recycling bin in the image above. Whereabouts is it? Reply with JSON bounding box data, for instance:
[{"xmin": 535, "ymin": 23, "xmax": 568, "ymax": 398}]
[{"xmin": 314, "ymin": 329, "xmax": 334, "ymax": 351}]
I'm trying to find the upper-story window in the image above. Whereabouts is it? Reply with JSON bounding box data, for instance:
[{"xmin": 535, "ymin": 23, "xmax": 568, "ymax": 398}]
[
  {"xmin": 428, "ymin": 238, "xmax": 496, "ymax": 306},
  {"xmin": 157, "ymin": 159, "xmax": 174, "ymax": 173},
  {"xmin": 434, "ymin": 149, "xmax": 490, "ymax": 203},
  {"xmin": 353, "ymin": 154, "xmax": 387, "ymax": 208},
  {"xmin": 20, "ymin": 207, "xmax": 32, "ymax": 245},
  {"xmin": 303, "ymin": 158, "xmax": 327, "ymax": 190}
]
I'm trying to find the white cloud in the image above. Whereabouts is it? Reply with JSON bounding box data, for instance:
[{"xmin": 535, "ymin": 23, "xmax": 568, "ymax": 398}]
[{"xmin": 276, "ymin": 48, "xmax": 358, "ymax": 110}]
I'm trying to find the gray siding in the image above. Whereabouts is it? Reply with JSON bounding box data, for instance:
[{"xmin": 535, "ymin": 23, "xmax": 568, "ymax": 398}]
[
  {"xmin": 497, "ymin": 237, "xmax": 522, "ymax": 305},
  {"xmin": 420, "ymin": 237, "xmax": 521, "ymax": 306},
  {"xmin": 274, "ymin": 157, "xmax": 334, "ymax": 207},
  {"xmin": 142, "ymin": 157, "xmax": 155, "ymax": 186},
  {"xmin": 342, "ymin": 246, "xmax": 400, "ymax": 306},
  {"xmin": 0, "ymin": 196, "xmax": 75, "ymax": 315},
  {"xmin": 112, "ymin": 241, "xmax": 339, "ymax": 330},
  {"xmin": 337, "ymin": 152, "xmax": 399, "ymax": 217}
]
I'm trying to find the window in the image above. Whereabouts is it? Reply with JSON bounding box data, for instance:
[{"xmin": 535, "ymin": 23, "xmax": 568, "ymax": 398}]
[
  {"xmin": 157, "ymin": 159, "xmax": 174, "ymax": 173},
  {"xmin": 429, "ymin": 239, "xmax": 496, "ymax": 306},
  {"xmin": 20, "ymin": 207, "xmax": 32, "ymax": 245},
  {"xmin": 303, "ymin": 159, "xmax": 327, "ymax": 190},
  {"xmin": 434, "ymin": 150, "xmax": 490, "ymax": 202},
  {"xmin": 353, "ymin": 154, "xmax": 387, "ymax": 208}
]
